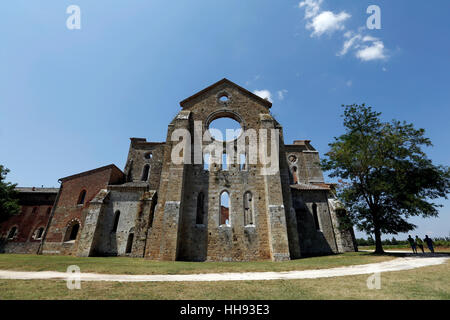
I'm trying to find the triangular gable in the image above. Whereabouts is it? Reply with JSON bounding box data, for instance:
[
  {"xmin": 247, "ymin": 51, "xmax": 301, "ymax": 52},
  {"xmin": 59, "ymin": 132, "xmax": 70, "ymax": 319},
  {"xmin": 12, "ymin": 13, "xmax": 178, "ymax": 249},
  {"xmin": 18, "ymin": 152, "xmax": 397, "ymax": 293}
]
[{"xmin": 179, "ymin": 78, "xmax": 272, "ymax": 109}]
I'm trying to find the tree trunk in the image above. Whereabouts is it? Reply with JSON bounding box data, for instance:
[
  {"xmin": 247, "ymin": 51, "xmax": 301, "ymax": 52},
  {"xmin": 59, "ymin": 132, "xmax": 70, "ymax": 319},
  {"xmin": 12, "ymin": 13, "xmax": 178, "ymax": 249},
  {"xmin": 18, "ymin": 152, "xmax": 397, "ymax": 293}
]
[{"xmin": 374, "ymin": 226, "xmax": 384, "ymax": 254}]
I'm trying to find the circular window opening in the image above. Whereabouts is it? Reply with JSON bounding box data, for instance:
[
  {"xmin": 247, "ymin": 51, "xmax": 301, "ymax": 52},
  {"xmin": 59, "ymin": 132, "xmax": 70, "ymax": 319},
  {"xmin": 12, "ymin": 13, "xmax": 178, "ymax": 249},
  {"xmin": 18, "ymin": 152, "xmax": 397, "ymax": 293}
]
[
  {"xmin": 144, "ymin": 152, "xmax": 152, "ymax": 160},
  {"xmin": 208, "ymin": 117, "xmax": 242, "ymax": 142},
  {"xmin": 219, "ymin": 95, "xmax": 229, "ymax": 102}
]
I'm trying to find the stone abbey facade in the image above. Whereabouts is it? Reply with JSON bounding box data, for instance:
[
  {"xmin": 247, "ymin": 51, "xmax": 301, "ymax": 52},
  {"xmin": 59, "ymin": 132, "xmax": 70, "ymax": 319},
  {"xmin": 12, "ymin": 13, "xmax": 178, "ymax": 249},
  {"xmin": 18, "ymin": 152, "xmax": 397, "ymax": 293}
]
[{"xmin": 0, "ymin": 79, "xmax": 357, "ymax": 261}]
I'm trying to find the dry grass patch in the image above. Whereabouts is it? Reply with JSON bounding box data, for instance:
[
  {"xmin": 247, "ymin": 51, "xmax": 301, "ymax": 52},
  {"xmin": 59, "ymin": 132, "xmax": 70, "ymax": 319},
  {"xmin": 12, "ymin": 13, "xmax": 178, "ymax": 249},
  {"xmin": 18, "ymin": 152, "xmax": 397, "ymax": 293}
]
[
  {"xmin": 0, "ymin": 261, "xmax": 448, "ymax": 300},
  {"xmin": 0, "ymin": 252, "xmax": 393, "ymax": 275}
]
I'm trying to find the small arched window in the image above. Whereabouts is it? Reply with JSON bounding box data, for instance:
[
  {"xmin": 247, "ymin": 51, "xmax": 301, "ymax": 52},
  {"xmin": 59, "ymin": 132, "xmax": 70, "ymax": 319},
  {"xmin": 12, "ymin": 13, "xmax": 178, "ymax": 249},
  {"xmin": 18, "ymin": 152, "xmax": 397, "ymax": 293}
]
[
  {"xmin": 77, "ymin": 190, "xmax": 87, "ymax": 205},
  {"xmin": 222, "ymin": 153, "xmax": 228, "ymax": 171},
  {"xmin": 204, "ymin": 153, "xmax": 210, "ymax": 171},
  {"xmin": 7, "ymin": 227, "xmax": 17, "ymax": 240},
  {"xmin": 127, "ymin": 160, "xmax": 134, "ymax": 182},
  {"xmin": 244, "ymin": 191, "xmax": 254, "ymax": 226},
  {"xmin": 33, "ymin": 227, "xmax": 44, "ymax": 240},
  {"xmin": 220, "ymin": 191, "xmax": 230, "ymax": 226},
  {"xmin": 196, "ymin": 192, "xmax": 205, "ymax": 225},
  {"xmin": 141, "ymin": 164, "xmax": 150, "ymax": 181},
  {"xmin": 65, "ymin": 221, "xmax": 80, "ymax": 242},
  {"xmin": 292, "ymin": 166, "xmax": 298, "ymax": 184},
  {"xmin": 239, "ymin": 154, "xmax": 247, "ymax": 171},
  {"xmin": 112, "ymin": 210, "xmax": 120, "ymax": 233},
  {"xmin": 126, "ymin": 232, "xmax": 134, "ymax": 254},
  {"xmin": 312, "ymin": 203, "xmax": 320, "ymax": 231},
  {"xmin": 31, "ymin": 207, "xmax": 38, "ymax": 214},
  {"xmin": 46, "ymin": 207, "xmax": 52, "ymax": 215},
  {"xmin": 144, "ymin": 152, "xmax": 153, "ymax": 160},
  {"xmin": 149, "ymin": 193, "xmax": 158, "ymax": 228}
]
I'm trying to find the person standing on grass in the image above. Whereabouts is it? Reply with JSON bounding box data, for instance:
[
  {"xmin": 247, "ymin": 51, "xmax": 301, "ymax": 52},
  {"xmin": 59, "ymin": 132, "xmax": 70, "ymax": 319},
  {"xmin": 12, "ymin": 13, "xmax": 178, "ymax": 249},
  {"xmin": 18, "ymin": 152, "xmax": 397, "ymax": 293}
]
[
  {"xmin": 424, "ymin": 235, "xmax": 435, "ymax": 253},
  {"xmin": 415, "ymin": 235, "xmax": 425, "ymax": 253},
  {"xmin": 408, "ymin": 235, "xmax": 417, "ymax": 254}
]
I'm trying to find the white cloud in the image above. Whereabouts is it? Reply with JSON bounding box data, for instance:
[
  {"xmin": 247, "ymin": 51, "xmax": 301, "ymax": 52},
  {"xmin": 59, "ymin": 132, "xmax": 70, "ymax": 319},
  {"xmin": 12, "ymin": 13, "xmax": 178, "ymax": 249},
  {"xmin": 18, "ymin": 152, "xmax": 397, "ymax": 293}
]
[
  {"xmin": 299, "ymin": 0, "xmax": 350, "ymax": 37},
  {"xmin": 356, "ymin": 40, "xmax": 386, "ymax": 61},
  {"xmin": 338, "ymin": 32, "xmax": 362, "ymax": 56},
  {"xmin": 277, "ymin": 89, "xmax": 288, "ymax": 100},
  {"xmin": 253, "ymin": 90, "xmax": 273, "ymax": 103},
  {"xmin": 338, "ymin": 31, "xmax": 388, "ymax": 62},
  {"xmin": 299, "ymin": 1, "xmax": 390, "ymax": 62},
  {"xmin": 299, "ymin": 0, "xmax": 323, "ymax": 19},
  {"xmin": 308, "ymin": 11, "xmax": 351, "ymax": 37}
]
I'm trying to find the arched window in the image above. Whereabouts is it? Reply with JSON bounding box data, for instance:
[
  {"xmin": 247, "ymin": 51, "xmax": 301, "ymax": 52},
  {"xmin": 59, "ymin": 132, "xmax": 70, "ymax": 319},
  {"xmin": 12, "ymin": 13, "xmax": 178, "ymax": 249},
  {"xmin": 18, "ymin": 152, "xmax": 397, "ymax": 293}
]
[
  {"xmin": 126, "ymin": 160, "xmax": 134, "ymax": 182},
  {"xmin": 292, "ymin": 166, "xmax": 298, "ymax": 184},
  {"xmin": 220, "ymin": 191, "xmax": 230, "ymax": 226},
  {"xmin": 141, "ymin": 164, "xmax": 150, "ymax": 181},
  {"xmin": 149, "ymin": 193, "xmax": 158, "ymax": 228},
  {"xmin": 7, "ymin": 227, "xmax": 17, "ymax": 240},
  {"xmin": 33, "ymin": 227, "xmax": 45, "ymax": 240},
  {"xmin": 126, "ymin": 232, "xmax": 134, "ymax": 254},
  {"xmin": 46, "ymin": 207, "xmax": 52, "ymax": 215},
  {"xmin": 203, "ymin": 153, "xmax": 210, "ymax": 171},
  {"xmin": 244, "ymin": 191, "xmax": 254, "ymax": 226},
  {"xmin": 144, "ymin": 152, "xmax": 153, "ymax": 160},
  {"xmin": 222, "ymin": 152, "xmax": 228, "ymax": 171},
  {"xmin": 64, "ymin": 221, "xmax": 80, "ymax": 242},
  {"xmin": 112, "ymin": 210, "xmax": 120, "ymax": 233},
  {"xmin": 239, "ymin": 154, "xmax": 247, "ymax": 171},
  {"xmin": 312, "ymin": 203, "xmax": 320, "ymax": 231},
  {"xmin": 77, "ymin": 190, "xmax": 87, "ymax": 205},
  {"xmin": 31, "ymin": 207, "xmax": 38, "ymax": 214},
  {"xmin": 196, "ymin": 192, "xmax": 205, "ymax": 225}
]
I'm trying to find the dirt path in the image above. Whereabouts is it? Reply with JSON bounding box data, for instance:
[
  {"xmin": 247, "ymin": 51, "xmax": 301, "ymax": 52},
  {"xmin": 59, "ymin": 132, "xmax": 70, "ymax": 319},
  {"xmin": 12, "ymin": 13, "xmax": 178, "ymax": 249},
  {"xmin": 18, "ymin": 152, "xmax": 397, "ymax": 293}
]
[{"xmin": 0, "ymin": 257, "xmax": 447, "ymax": 282}]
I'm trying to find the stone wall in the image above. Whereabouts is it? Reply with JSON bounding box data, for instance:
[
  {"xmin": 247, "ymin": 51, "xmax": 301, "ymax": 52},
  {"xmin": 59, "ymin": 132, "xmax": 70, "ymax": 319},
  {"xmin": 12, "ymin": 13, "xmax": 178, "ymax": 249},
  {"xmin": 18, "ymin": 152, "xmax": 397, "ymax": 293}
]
[
  {"xmin": 328, "ymin": 198, "xmax": 358, "ymax": 253},
  {"xmin": 291, "ymin": 189, "xmax": 338, "ymax": 255},
  {"xmin": 146, "ymin": 80, "xmax": 294, "ymax": 261}
]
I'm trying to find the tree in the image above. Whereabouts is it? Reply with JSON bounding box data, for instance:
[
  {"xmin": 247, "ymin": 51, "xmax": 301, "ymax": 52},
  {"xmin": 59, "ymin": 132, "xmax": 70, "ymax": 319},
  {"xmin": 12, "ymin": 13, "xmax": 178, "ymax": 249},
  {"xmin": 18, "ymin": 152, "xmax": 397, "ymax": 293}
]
[
  {"xmin": 322, "ymin": 104, "xmax": 450, "ymax": 254},
  {"xmin": 0, "ymin": 165, "xmax": 20, "ymax": 223}
]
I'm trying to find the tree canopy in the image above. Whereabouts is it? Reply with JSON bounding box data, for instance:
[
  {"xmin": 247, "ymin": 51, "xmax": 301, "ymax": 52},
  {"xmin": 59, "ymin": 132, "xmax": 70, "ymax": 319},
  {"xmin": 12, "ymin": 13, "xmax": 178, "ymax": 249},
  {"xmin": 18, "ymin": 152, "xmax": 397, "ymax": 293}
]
[
  {"xmin": 322, "ymin": 104, "xmax": 450, "ymax": 253},
  {"xmin": 0, "ymin": 165, "xmax": 20, "ymax": 223}
]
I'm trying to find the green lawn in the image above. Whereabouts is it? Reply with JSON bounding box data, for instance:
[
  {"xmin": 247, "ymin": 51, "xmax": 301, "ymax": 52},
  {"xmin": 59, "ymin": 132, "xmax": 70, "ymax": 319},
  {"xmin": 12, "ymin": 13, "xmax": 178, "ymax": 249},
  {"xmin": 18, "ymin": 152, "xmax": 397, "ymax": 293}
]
[
  {"xmin": 0, "ymin": 252, "xmax": 393, "ymax": 275},
  {"xmin": 0, "ymin": 261, "xmax": 448, "ymax": 300}
]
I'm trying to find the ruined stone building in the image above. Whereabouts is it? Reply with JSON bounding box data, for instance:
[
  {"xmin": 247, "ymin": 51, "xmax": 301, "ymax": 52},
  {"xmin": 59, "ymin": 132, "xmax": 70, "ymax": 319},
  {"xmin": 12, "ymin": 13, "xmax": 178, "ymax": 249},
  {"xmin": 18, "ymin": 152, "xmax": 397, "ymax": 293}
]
[{"xmin": 0, "ymin": 79, "xmax": 357, "ymax": 261}]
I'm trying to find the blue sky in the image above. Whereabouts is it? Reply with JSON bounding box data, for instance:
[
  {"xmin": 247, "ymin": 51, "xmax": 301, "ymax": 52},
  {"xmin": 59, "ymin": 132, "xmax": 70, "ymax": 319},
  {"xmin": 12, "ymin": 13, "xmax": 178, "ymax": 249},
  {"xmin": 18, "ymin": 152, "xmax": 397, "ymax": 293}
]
[{"xmin": 1, "ymin": 1, "xmax": 449, "ymax": 239}]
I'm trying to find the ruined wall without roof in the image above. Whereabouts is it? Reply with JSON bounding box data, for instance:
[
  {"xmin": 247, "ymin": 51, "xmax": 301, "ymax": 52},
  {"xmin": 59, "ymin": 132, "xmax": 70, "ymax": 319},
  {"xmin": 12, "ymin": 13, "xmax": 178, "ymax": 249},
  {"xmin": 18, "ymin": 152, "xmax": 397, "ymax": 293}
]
[
  {"xmin": 147, "ymin": 81, "xmax": 294, "ymax": 261},
  {"xmin": 124, "ymin": 139, "xmax": 165, "ymax": 190}
]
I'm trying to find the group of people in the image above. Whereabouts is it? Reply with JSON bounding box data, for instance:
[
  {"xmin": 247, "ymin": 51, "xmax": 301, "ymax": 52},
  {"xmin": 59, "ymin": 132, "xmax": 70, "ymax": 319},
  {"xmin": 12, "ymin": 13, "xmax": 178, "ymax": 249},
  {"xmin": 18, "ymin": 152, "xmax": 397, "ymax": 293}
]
[{"xmin": 408, "ymin": 235, "xmax": 435, "ymax": 254}]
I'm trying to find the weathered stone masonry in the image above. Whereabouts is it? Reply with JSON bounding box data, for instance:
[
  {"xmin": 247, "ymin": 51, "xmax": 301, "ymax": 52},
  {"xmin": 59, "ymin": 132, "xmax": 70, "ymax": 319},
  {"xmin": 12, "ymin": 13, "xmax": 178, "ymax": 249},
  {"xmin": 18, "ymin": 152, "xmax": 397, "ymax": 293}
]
[{"xmin": 1, "ymin": 79, "xmax": 356, "ymax": 260}]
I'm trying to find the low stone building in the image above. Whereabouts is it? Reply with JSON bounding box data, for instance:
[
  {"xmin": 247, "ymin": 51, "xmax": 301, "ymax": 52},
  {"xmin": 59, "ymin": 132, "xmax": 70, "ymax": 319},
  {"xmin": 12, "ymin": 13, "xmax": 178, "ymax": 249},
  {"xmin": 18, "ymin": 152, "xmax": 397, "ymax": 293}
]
[{"xmin": 2, "ymin": 79, "xmax": 357, "ymax": 261}]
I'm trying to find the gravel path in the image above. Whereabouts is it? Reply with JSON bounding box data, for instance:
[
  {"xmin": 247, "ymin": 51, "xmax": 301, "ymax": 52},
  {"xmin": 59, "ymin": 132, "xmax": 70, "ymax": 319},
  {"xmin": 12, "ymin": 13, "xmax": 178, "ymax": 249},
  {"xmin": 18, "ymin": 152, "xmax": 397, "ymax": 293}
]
[{"xmin": 0, "ymin": 256, "xmax": 447, "ymax": 282}]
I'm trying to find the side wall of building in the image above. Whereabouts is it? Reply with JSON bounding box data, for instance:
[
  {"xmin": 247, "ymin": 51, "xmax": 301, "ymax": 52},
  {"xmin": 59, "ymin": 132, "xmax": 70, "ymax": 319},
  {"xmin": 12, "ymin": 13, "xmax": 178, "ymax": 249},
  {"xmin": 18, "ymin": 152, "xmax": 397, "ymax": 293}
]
[
  {"xmin": 0, "ymin": 190, "xmax": 56, "ymax": 254},
  {"xmin": 291, "ymin": 189, "xmax": 338, "ymax": 255},
  {"xmin": 41, "ymin": 166, "xmax": 124, "ymax": 255}
]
